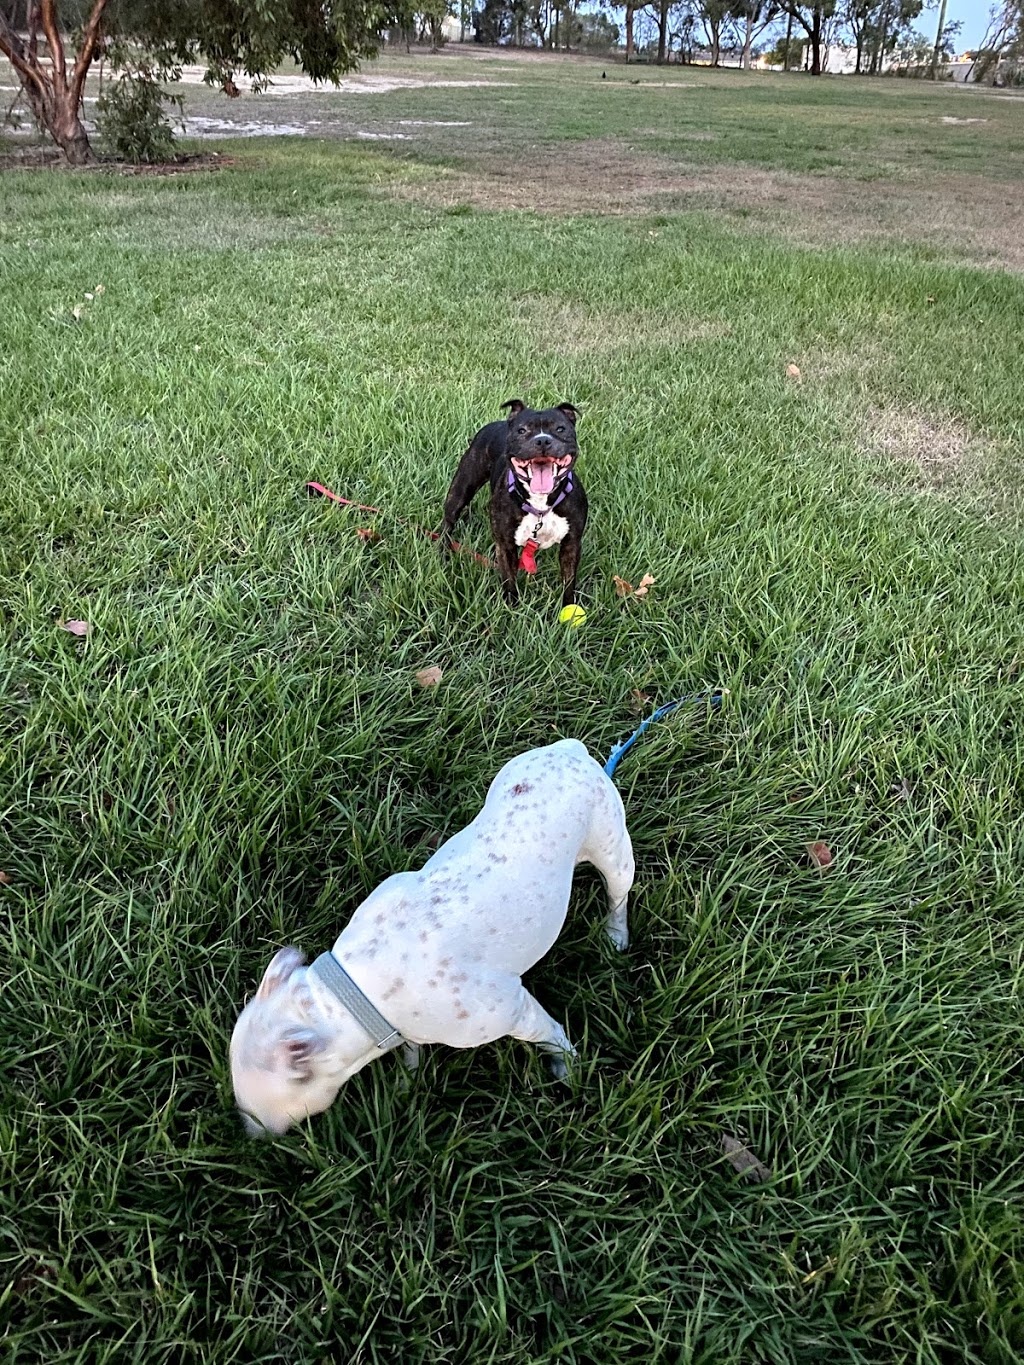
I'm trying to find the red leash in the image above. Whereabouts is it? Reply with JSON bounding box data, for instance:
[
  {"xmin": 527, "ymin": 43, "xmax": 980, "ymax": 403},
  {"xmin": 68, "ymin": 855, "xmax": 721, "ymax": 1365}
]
[{"xmin": 306, "ymin": 482, "xmax": 495, "ymax": 569}]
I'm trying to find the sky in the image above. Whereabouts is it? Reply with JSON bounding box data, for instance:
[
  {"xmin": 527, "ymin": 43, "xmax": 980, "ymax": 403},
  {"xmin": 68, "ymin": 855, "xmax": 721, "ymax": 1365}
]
[{"xmin": 941, "ymin": 0, "xmax": 998, "ymax": 50}]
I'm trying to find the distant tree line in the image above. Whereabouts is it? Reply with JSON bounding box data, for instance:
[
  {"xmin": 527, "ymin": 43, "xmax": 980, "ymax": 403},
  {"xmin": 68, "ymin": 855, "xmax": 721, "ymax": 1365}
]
[{"xmin": 458, "ymin": 0, "xmax": 1022, "ymax": 80}]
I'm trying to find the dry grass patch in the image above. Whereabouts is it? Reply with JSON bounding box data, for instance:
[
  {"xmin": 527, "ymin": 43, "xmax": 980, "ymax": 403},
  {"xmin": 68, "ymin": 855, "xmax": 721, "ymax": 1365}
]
[
  {"xmin": 863, "ymin": 405, "xmax": 982, "ymax": 489},
  {"xmin": 393, "ymin": 137, "xmax": 707, "ymax": 214},
  {"xmin": 687, "ymin": 166, "xmax": 1024, "ymax": 273},
  {"xmin": 859, "ymin": 404, "xmax": 1024, "ymax": 526},
  {"xmin": 512, "ymin": 295, "xmax": 731, "ymax": 356},
  {"xmin": 392, "ymin": 138, "xmax": 1024, "ymax": 272}
]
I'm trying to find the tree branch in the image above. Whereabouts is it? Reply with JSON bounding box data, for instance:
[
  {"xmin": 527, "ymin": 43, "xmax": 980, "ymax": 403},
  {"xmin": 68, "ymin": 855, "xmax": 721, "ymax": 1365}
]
[
  {"xmin": 0, "ymin": 8, "xmax": 51, "ymax": 101},
  {"xmin": 38, "ymin": 0, "xmax": 67, "ymax": 87},
  {"xmin": 780, "ymin": 2, "xmax": 815, "ymax": 38},
  {"xmin": 71, "ymin": 0, "xmax": 109, "ymax": 104}
]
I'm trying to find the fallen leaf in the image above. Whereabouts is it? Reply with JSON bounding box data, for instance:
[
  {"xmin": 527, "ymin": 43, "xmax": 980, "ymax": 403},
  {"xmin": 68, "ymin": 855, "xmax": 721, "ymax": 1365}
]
[
  {"xmin": 355, "ymin": 527, "xmax": 381, "ymax": 543},
  {"xmin": 614, "ymin": 574, "xmax": 655, "ymax": 599},
  {"xmin": 94, "ymin": 284, "xmax": 106, "ymax": 295},
  {"xmin": 926, "ymin": 295, "xmax": 935, "ymax": 303},
  {"xmin": 629, "ymin": 689, "xmax": 651, "ymax": 713},
  {"xmin": 786, "ymin": 787, "xmax": 811, "ymax": 804},
  {"xmin": 424, "ymin": 831, "xmax": 442, "ymax": 850},
  {"xmin": 0, "ymin": 871, "xmax": 10, "ymax": 885},
  {"xmin": 786, "ymin": 363, "xmax": 802, "ymax": 381},
  {"xmin": 84, "ymin": 292, "xmax": 94, "ymax": 301},
  {"xmin": 415, "ymin": 666, "xmax": 443, "ymax": 688},
  {"xmin": 61, "ymin": 619, "xmax": 90, "ymax": 637},
  {"xmin": 721, "ymin": 1133, "xmax": 772, "ymax": 1184},
  {"xmin": 71, "ymin": 305, "xmax": 84, "ymax": 320},
  {"xmin": 805, "ymin": 840, "xmax": 833, "ymax": 870}
]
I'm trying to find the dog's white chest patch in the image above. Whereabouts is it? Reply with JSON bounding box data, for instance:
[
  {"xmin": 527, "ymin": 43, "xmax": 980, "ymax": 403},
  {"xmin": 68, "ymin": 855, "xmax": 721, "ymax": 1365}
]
[{"xmin": 515, "ymin": 510, "xmax": 570, "ymax": 552}]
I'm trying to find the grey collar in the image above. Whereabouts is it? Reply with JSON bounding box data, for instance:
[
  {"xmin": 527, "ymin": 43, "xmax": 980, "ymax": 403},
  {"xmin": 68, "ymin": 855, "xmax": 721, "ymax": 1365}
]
[{"xmin": 310, "ymin": 952, "xmax": 404, "ymax": 1052}]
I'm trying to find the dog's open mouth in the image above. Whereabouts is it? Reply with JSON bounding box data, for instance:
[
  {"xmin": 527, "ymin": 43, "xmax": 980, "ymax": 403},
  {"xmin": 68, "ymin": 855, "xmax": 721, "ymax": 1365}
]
[{"xmin": 512, "ymin": 455, "xmax": 573, "ymax": 497}]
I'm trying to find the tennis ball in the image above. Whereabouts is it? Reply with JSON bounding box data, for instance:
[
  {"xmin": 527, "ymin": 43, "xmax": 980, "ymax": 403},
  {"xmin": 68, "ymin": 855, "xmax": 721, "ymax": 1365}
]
[{"xmin": 559, "ymin": 605, "xmax": 587, "ymax": 628}]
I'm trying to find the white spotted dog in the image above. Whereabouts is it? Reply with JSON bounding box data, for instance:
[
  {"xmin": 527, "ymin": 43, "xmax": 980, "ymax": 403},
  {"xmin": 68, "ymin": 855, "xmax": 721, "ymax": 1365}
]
[{"xmin": 230, "ymin": 739, "xmax": 634, "ymax": 1136}]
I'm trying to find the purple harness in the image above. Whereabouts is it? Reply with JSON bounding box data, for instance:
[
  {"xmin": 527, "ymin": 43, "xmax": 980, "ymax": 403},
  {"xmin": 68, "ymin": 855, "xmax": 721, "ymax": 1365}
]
[{"xmin": 508, "ymin": 466, "xmax": 573, "ymax": 517}]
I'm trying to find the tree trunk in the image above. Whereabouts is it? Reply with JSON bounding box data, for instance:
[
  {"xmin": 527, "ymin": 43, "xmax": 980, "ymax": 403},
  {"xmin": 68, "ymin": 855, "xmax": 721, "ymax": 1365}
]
[
  {"xmin": 783, "ymin": 10, "xmax": 793, "ymax": 69},
  {"xmin": 742, "ymin": 19, "xmax": 754, "ymax": 69},
  {"xmin": 0, "ymin": 0, "xmax": 107, "ymax": 164},
  {"xmin": 50, "ymin": 88, "xmax": 95, "ymax": 163},
  {"xmin": 625, "ymin": 0, "xmax": 635, "ymax": 61},
  {"xmin": 929, "ymin": 0, "xmax": 948, "ymax": 78},
  {"xmin": 657, "ymin": 0, "xmax": 669, "ymax": 62},
  {"xmin": 809, "ymin": 4, "xmax": 822, "ymax": 74}
]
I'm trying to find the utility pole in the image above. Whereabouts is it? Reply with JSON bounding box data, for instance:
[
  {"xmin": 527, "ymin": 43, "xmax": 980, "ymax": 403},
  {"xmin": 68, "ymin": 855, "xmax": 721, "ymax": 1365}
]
[{"xmin": 930, "ymin": 0, "xmax": 949, "ymax": 78}]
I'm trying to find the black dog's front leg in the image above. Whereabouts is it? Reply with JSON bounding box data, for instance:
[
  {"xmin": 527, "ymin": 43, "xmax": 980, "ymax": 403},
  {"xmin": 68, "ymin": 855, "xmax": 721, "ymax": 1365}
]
[
  {"xmin": 494, "ymin": 541, "xmax": 520, "ymax": 604},
  {"xmin": 559, "ymin": 534, "xmax": 582, "ymax": 609}
]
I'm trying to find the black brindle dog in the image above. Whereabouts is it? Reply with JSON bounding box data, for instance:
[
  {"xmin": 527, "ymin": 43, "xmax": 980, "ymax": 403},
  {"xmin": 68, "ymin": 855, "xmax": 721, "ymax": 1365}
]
[{"xmin": 440, "ymin": 400, "xmax": 588, "ymax": 607}]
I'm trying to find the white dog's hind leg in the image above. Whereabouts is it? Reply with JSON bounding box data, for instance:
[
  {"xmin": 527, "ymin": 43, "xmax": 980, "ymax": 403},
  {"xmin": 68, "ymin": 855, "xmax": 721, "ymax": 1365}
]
[
  {"xmin": 508, "ymin": 986, "xmax": 577, "ymax": 1080},
  {"xmin": 579, "ymin": 784, "xmax": 635, "ymax": 951}
]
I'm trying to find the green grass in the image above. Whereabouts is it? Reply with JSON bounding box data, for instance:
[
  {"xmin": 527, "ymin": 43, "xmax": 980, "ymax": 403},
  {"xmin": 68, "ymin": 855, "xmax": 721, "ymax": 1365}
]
[{"xmin": 3, "ymin": 51, "xmax": 1024, "ymax": 1365}]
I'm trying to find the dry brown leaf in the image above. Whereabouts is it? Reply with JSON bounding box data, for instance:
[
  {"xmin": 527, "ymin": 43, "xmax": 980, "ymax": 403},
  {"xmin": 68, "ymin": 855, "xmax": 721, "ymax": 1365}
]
[
  {"xmin": 415, "ymin": 666, "xmax": 443, "ymax": 688},
  {"xmin": 721, "ymin": 1133, "xmax": 772, "ymax": 1183},
  {"xmin": 629, "ymin": 689, "xmax": 651, "ymax": 713},
  {"xmin": 614, "ymin": 574, "xmax": 655, "ymax": 599},
  {"xmin": 61, "ymin": 619, "xmax": 90, "ymax": 637},
  {"xmin": 805, "ymin": 840, "xmax": 834, "ymax": 870},
  {"xmin": 786, "ymin": 363, "xmax": 802, "ymax": 382},
  {"xmin": 0, "ymin": 871, "xmax": 10, "ymax": 885},
  {"xmin": 355, "ymin": 527, "xmax": 381, "ymax": 543}
]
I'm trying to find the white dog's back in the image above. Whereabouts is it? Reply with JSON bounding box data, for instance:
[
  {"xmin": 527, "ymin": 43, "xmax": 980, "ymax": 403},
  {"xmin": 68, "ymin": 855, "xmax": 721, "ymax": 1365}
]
[{"xmin": 231, "ymin": 739, "xmax": 634, "ymax": 1133}]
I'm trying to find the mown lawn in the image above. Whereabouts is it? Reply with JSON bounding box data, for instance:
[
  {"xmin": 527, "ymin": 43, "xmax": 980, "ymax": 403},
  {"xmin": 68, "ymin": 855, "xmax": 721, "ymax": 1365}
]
[{"xmin": 2, "ymin": 50, "xmax": 1024, "ymax": 1365}]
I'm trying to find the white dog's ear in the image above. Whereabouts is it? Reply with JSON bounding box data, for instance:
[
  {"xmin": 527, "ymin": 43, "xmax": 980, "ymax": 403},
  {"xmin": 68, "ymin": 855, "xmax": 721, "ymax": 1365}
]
[
  {"xmin": 278, "ymin": 1026, "xmax": 326, "ymax": 1081},
  {"xmin": 256, "ymin": 946, "xmax": 306, "ymax": 1001}
]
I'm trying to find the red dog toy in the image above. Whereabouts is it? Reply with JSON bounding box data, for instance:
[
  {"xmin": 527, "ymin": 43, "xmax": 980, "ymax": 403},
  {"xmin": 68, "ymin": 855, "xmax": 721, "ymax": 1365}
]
[{"xmin": 518, "ymin": 538, "xmax": 539, "ymax": 574}]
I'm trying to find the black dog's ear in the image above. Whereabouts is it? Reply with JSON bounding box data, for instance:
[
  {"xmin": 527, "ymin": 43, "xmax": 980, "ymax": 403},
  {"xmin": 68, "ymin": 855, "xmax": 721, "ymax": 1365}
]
[
  {"xmin": 501, "ymin": 399, "xmax": 525, "ymax": 419},
  {"xmin": 556, "ymin": 403, "xmax": 579, "ymax": 425}
]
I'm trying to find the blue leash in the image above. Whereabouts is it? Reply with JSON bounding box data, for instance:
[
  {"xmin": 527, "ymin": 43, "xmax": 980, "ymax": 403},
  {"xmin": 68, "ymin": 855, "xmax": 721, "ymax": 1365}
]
[{"xmin": 604, "ymin": 691, "xmax": 726, "ymax": 780}]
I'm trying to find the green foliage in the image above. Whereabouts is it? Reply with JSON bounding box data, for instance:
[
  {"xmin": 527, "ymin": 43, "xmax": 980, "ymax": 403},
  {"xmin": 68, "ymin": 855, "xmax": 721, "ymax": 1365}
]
[
  {"xmin": 104, "ymin": 0, "xmax": 398, "ymax": 85},
  {"xmin": 95, "ymin": 69, "xmax": 182, "ymax": 162},
  {"xmin": 765, "ymin": 33, "xmax": 804, "ymax": 64},
  {"xmin": 574, "ymin": 10, "xmax": 620, "ymax": 51}
]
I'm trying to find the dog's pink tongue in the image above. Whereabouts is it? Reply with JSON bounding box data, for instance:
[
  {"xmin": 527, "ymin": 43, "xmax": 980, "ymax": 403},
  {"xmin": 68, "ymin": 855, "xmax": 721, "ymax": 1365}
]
[{"xmin": 530, "ymin": 461, "xmax": 556, "ymax": 495}]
